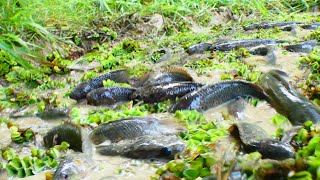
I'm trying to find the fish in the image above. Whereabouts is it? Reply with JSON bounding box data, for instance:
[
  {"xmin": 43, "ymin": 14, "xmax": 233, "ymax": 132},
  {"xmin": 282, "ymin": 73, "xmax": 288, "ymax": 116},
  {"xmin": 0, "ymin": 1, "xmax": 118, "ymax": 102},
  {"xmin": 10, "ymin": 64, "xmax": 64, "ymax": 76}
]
[
  {"xmin": 96, "ymin": 134, "xmax": 186, "ymax": 159},
  {"xmin": 249, "ymin": 46, "xmax": 271, "ymax": 56},
  {"xmin": 186, "ymin": 42, "xmax": 213, "ymax": 55},
  {"xmin": 53, "ymin": 155, "xmax": 94, "ymax": 180},
  {"xmin": 259, "ymin": 70, "xmax": 320, "ymax": 125},
  {"xmin": 130, "ymin": 82, "xmax": 203, "ymax": 103},
  {"xmin": 284, "ymin": 40, "xmax": 318, "ymax": 53},
  {"xmin": 36, "ymin": 108, "xmax": 69, "ymax": 120},
  {"xmin": 86, "ymin": 87, "xmax": 136, "ymax": 106},
  {"xmin": 244, "ymin": 22, "xmax": 303, "ymax": 31},
  {"xmin": 169, "ymin": 80, "xmax": 270, "ymax": 112},
  {"xmin": 249, "ymin": 45, "xmax": 276, "ymax": 64},
  {"xmin": 301, "ymin": 22, "xmax": 320, "ymax": 30},
  {"xmin": 143, "ymin": 67, "xmax": 193, "ymax": 86},
  {"xmin": 209, "ymin": 39, "xmax": 289, "ymax": 52},
  {"xmin": 229, "ymin": 122, "xmax": 295, "ymax": 160},
  {"xmin": 43, "ymin": 123, "xmax": 83, "ymax": 152},
  {"xmin": 69, "ymin": 69, "xmax": 128, "ymax": 100},
  {"xmin": 90, "ymin": 117, "xmax": 181, "ymax": 145}
]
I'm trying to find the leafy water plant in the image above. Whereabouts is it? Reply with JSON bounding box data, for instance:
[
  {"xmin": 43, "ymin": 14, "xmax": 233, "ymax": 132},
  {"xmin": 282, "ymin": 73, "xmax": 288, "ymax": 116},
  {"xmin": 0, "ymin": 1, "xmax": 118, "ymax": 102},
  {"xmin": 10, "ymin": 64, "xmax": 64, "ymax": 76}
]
[
  {"xmin": 299, "ymin": 48, "xmax": 320, "ymax": 100},
  {"xmin": 154, "ymin": 118, "xmax": 228, "ymax": 179},
  {"xmin": 0, "ymin": 142, "xmax": 69, "ymax": 178},
  {"xmin": 10, "ymin": 126, "xmax": 34, "ymax": 144}
]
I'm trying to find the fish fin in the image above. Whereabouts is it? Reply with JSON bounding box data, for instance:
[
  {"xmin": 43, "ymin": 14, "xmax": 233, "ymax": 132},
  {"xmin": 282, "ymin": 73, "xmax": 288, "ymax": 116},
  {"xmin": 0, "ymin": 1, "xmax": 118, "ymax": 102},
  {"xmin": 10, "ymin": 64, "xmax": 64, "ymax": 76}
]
[
  {"xmin": 160, "ymin": 67, "xmax": 193, "ymax": 81},
  {"xmin": 129, "ymin": 73, "xmax": 152, "ymax": 87}
]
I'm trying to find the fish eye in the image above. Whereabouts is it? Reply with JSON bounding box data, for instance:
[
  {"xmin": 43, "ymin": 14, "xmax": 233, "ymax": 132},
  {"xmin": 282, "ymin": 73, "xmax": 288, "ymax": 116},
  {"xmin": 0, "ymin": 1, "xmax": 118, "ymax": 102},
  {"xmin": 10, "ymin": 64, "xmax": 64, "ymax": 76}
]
[
  {"xmin": 60, "ymin": 172, "xmax": 69, "ymax": 180},
  {"xmin": 160, "ymin": 147, "xmax": 172, "ymax": 156}
]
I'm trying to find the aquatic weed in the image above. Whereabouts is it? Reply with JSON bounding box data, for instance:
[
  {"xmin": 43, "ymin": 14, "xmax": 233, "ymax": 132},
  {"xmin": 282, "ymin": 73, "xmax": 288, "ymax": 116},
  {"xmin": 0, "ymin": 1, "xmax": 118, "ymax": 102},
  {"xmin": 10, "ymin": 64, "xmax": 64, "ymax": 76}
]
[{"xmin": 0, "ymin": 142, "xmax": 69, "ymax": 178}]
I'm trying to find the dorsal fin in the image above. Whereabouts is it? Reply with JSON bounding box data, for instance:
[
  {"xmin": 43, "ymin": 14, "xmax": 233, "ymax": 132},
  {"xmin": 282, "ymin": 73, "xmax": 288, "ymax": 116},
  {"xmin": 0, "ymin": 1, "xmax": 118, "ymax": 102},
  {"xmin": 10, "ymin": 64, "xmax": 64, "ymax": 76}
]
[{"xmin": 160, "ymin": 67, "xmax": 193, "ymax": 81}]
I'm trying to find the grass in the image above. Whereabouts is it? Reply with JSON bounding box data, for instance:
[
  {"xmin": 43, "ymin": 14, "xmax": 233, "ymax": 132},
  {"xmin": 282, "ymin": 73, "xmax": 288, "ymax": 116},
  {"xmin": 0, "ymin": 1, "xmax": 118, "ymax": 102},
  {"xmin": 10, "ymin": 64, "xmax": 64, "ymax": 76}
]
[{"xmin": 0, "ymin": 0, "xmax": 317, "ymax": 72}]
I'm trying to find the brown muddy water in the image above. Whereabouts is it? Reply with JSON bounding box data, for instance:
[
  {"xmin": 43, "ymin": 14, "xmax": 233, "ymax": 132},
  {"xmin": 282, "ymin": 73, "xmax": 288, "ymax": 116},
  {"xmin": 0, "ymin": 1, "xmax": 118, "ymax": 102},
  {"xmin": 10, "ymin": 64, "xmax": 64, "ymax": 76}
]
[{"xmin": 0, "ymin": 20, "xmax": 318, "ymax": 180}]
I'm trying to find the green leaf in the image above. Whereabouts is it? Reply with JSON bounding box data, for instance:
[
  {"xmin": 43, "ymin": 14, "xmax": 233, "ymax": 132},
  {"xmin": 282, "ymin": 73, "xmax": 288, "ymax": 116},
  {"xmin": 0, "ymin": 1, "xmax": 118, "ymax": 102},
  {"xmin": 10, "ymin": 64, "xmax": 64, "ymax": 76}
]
[
  {"xmin": 3, "ymin": 148, "xmax": 16, "ymax": 161},
  {"xmin": 199, "ymin": 167, "xmax": 211, "ymax": 177},
  {"xmin": 33, "ymin": 159, "xmax": 45, "ymax": 172},
  {"xmin": 183, "ymin": 168, "xmax": 200, "ymax": 179},
  {"xmin": 60, "ymin": 142, "xmax": 70, "ymax": 151},
  {"xmin": 288, "ymin": 171, "xmax": 312, "ymax": 180}
]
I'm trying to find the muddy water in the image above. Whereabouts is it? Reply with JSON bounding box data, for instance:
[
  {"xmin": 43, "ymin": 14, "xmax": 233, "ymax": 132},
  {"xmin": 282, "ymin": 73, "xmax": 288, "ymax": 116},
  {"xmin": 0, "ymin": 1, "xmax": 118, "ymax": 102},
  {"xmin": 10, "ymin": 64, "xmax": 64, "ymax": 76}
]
[
  {"xmin": 1, "ymin": 23, "xmax": 318, "ymax": 180},
  {"xmin": 2, "ymin": 50, "xmax": 309, "ymax": 180}
]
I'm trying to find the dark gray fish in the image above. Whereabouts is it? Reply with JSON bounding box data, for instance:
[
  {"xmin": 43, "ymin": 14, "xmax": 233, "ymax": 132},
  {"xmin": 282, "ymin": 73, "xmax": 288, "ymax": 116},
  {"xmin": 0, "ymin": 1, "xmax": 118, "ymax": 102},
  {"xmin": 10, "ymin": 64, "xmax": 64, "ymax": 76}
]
[
  {"xmin": 229, "ymin": 122, "xmax": 295, "ymax": 160},
  {"xmin": 53, "ymin": 156, "xmax": 93, "ymax": 180},
  {"xmin": 169, "ymin": 80, "xmax": 269, "ymax": 112},
  {"xmin": 43, "ymin": 123, "xmax": 82, "ymax": 152},
  {"xmin": 244, "ymin": 139, "xmax": 295, "ymax": 160},
  {"xmin": 284, "ymin": 40, "xmax": 318, "ymax": 53},
  {"xmin": 36, "ymin": 108, "xmax": 69, "ymax": 120},
  {"xmin": 209, "ymin": 39, "xmax": 288, "ymax": 52},
  {"xmin": 244, "ymin": 22, "xmax": 303, "ymax": 31},
  {"xmin": 259, "ymin": 70, "xmax": 320, "ymax": 125},
  {"xmin": 249, "ymin": 45, "xmax": 276, "ymax": 64},
  {"xmin": 90, "ymin": 117, "xmax": 180, "ymax": 145},
  {"xmin": 301, "ymin": 22, "xmax": 320, "ymax": 30},
  {"xmin": 86, "ymin": 87, "xmax": 135, "ymax": 106},
  {"xmin": 130, "ymin": 82, "xmax": 203, "ymax": 103},
  {"xmin": 70, "ymin": 69, "xmax": 128, "ymax": 100},
  {"xmin": 249, "ymin": 46, "xmax": 271, "ymax": 56},
  {"xmin": 143, "ymin": 68, "xmax": 193, "ymax": 86},
  {"xmin": 186, "ymin": 42, "xmax": 213, "ymax": 55},
  {"xmin": 281, "ymin": 126, "xmax": 303, "ymax": 144},
  {"xmin": 96, "ymin": 134, "xmax": 186, "ymax": 159}
]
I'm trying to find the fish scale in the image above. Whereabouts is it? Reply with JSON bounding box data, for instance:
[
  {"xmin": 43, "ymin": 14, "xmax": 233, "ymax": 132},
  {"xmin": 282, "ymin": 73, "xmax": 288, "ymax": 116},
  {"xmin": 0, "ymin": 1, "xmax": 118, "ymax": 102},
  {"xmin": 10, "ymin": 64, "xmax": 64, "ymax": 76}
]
[
  {"xmin": 260, "ymin": 71, "xmax": 320, "ymax": 125},
  {"xmin": 96, "ymin": 134, "xmax": 186, "ymax": 159},
  {"xmin": 70, "ymin": 69, "xmax": 128, "ymax": 100},
  {"xmin": 170, "ymin": 81, "xmax": 269, "ymax": 112},
  {"xmin": 90, "ymin": 117, "xmax": 168, "ymax": 145},
  {"xmin": 86, "ymin": 87, "xmax": 135, "ymax": 106},
  {"xmin": 130, "ymin": 82, "xmax": 203, "ymax": 103}
]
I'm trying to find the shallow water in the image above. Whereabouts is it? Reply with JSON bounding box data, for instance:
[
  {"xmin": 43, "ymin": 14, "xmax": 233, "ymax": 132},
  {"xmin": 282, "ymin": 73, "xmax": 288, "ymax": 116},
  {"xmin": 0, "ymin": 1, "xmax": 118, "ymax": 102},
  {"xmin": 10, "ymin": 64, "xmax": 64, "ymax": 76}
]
[{"xmin": 1, "ymin": 19, "xmax": 319, "ymax": 179}]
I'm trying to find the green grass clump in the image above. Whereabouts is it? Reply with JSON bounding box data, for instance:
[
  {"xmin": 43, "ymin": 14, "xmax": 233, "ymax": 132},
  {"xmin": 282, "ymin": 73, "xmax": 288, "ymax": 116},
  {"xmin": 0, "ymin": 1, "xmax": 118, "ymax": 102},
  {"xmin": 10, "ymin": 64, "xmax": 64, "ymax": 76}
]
[
  {"xmin": 308, "ymin": 27, "xmax": 320, "ymax": 41},
  {"xmin": 299, "ymin": 48, "xmax": 320, "ymax": 99}
]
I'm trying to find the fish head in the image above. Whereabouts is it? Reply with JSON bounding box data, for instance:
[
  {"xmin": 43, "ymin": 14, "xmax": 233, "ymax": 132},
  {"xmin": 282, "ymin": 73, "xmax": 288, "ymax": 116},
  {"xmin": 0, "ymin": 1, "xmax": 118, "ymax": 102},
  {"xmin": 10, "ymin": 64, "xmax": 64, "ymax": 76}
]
[{"xmin": 53, "ymin": 158, "xmax": 82, "ymax": 180}]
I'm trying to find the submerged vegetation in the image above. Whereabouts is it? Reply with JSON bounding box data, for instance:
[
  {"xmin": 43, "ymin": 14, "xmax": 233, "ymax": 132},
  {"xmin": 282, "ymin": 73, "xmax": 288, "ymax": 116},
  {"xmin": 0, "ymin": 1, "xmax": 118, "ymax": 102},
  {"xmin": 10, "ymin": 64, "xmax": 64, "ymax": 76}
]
[{"xmin": 0, "ymin": 0, "xmax": 320, "ymax": 179}]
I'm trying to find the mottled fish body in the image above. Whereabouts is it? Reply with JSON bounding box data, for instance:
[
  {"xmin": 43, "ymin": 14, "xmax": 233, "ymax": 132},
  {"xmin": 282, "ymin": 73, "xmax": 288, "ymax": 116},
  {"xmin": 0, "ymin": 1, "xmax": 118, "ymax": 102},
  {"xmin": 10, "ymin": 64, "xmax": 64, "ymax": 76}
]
[
  {"xmin": 244, "ymin": 22, "xmax": 303, "ymax": 30},
  {"xmin": 284, "ymin": 40, "xmax": 318, "ymax": 53},
  {"xmin": 130, "ymin": 82, "xmax": 203, "ymax": 103},
  {"xmin": 301, "ymin": 22, "xmax": 320, "ymax": 30},
  {"xmin": 186, "ymin": 42, "xmax": 213, "ymax": 55},
  {"xmin": 260, "ymin": 70, "xmax": 320, "ymax": 125},
  {"xmin": 210, "ymin": 39, "xmax": 288, "ymax": 52},
  {"xmin": 229, "ymin": 122, "xmax": 295, "ymax": 160},
  {"xmin": 43, "ymin": 123, "xmax": 82, "ymax": 152},
  {"xmin": 170, "ymin": 80, "xmax": 269, "ymax": 112},
  {"xmin": 96, "ymin": 134, "xmax": 186, "ymax": 159},
  {"xmin": 143, "ymin": 68, "xmax": 193, "ymax": 86},
  {"xmin": 70, "ymin": 69, "xmax": 128, "ymax": 100},
  {"xmin": 86, "ymin": 87, "xmax": 135, "ymax": 106},
  {"xmin": 90, "ymin": 117, "xmax": 179, "ymax": 145}
]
